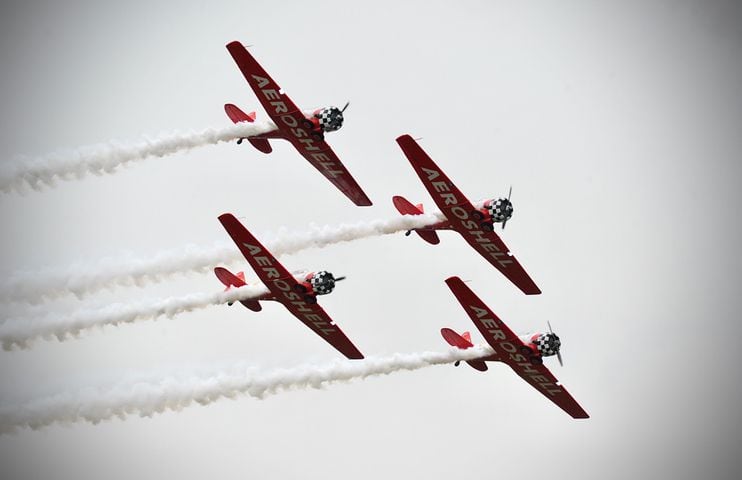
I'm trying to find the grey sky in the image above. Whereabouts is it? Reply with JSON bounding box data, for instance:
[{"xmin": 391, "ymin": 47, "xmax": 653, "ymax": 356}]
[{"xmin": 1, "ymin": 1, "xmax": 741, "ymax": 479}]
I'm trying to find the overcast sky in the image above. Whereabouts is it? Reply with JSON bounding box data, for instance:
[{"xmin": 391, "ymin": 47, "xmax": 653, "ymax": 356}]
[{"xmin": 1, "ymin": 1, "xmax": 741, "ymax": 479}]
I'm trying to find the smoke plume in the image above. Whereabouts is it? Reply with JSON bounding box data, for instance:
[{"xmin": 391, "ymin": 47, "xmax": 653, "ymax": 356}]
[
  {"xmin": 0, "ymin": 284, "xmax": 268, "ymax": 350},
  {"xmin": 0, "ymin": 346, "xmax": 491, "ymax": 433},
  {"xmin": 0, "ymin": 122, "xmax": 274, "ymax": 194},
  {"xmin": 1, "ymin": 213, "xmax": 442, "ymax": 303}
]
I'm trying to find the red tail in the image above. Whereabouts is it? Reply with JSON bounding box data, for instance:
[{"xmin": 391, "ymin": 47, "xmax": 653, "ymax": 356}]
[
  {"xmin": 440, "ymin": 328, "xmax": 488, "ymax": 372},
  {"xmin": 214, "ymin": 267, "xmax": 246, "ymax": 290},
  {"xmin": 224, "ymin": 103, "xmax": 272, "ymax": 154},
  {"xmin": 392, "ymin": 196, "xmax": 440, "ymax": 245},
  {"xmin": 225, "ymin": 103, "xmax": 256, "ymax": 123},
  {"xmin": 393, "ymin": 195, "xmax": 424, "ymax": 215},
  {"xmin": 213, "ymin": 267, "xmax": 262, "ymax": 312}
]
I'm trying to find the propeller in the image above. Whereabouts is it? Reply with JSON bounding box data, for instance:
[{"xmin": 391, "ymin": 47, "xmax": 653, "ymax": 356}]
[
  {"xmin": 547, "ymin": 321, "xmax": 563, "ymax": 367},
  {"xmin": 501, "ymin": 185, "xmax": 513, "ymax": 230},
  {"xmin": 340, "ymin": 101, "xmax": 350, "ymax": 113}
]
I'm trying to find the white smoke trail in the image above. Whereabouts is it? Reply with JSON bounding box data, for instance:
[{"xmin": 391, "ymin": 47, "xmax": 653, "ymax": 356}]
[
  {"xmin": 0, "ymin": 213, "xmax": 443, "ymax": 303},
  {"xmin": 0, "ymin": 346, "xmax": 491, "ymax": 434},
  {"xmin": 0, "ymin": 122, "xmax": 275, "ymax": 194},
  {"xmin": 0, "ymin": 284, "xmax": 268, "ymax": 350}
]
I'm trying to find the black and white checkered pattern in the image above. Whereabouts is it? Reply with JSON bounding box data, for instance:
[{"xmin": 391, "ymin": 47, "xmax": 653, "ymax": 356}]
[
  {"xmin": 534, "ymin": 333, "xmax": 561, "ymax": 357},
  {"xmin": 486, "ymin": 198, "xmax": 514, "ymax": 223},
  {"xmin": 316, "ymin": 107, "xmax": 344, "ymax": 132},
  {"xmin": 309, "ymin": 271, "xmax": 336, "ymax": 295}
]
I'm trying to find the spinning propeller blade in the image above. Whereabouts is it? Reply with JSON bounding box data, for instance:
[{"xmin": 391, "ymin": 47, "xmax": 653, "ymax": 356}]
[
  {"xmin": 502, "ymin": 185, "xmax": 513, "ymax": 230},
  {"xmin": 547, "ymin": 321, "xmax": 564, "ymax": 367}
]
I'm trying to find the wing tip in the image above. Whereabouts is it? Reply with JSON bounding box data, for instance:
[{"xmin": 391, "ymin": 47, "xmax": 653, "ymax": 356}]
[
  {"xmin": 395, "ymin": 133, "xmax": 414, "ymax": 146},
  {"xmin": 226, "ymin": 40, "xmax": 244, "ymax": 50},
  {"xmin": 217, "ymin": 212, "xmax": 236, "ymax": 223},
  {"xmin": 444, "ymin": 276, "xmax": 463, "ymax": 287},
  {"xmin": 345, "ymin": 350, "xmax": 365, "ymax": 360}
]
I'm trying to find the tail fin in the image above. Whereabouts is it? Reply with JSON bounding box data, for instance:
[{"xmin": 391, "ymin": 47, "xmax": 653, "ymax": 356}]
[
  {"xmin": 440, "ymin": 328, "xmax": 488, "ymax": 372},
  {"xmin": 214, "ymin": 267, "xmax": 262, "ymax": 312},
  {"xmin": 224, "ymin": 103, "xmax": 273, "ymax": 154},
  {"xmin": 393, "ymin": 195, "xmax": 425, "ymax": 216},
  {"xmin": 392, "ymin": 196, "xmax": 440, "ymax": 245},
  {"xmin": 225, "ymin": 103, "xmax": 256, "ymax": 123},
  {"xmin": 441, "ymin": 328, "xmax": 474, "ymax": 349},
  {"xmin": 214, "ymin": 267, "xmax": 246, "ymax": 290}
]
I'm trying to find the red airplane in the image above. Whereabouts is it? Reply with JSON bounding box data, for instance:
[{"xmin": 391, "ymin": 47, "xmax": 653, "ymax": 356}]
[
  {"xmin": 214, "ymin": 213, "xmax": 364, "ymax": 359},
  {"xmin": 393, "ymin": 134, "xmax": 541, "ymax": 295},
  {"xmin": 224, "ymin": 41, "xmax": 372, "ymax": 207},
  {"xmin": 441, "ymin": 276, "xmax": 588, "ymax": 419}
]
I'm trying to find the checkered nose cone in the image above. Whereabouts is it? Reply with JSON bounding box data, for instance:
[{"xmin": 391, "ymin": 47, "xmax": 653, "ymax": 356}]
[
  {"xmin": 317, "ymin": 107, "xmax": 344, "ymax": 132},
  {"xmin": 309, "ymin": 271, "xmax": 336, "ymax": 295},
  {"xmin": 487, "ymin": 198, "xmax": 514, "ymax": 223},
  {"xmin": 535, "ymin": 333, "xmax": 561, "ymax": 357}
]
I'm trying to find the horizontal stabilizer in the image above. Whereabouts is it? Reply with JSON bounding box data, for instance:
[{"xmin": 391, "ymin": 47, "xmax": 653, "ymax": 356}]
[
  {"xmin": 224, "ymin": 104, "xmax": 256, "ymax": 123},
  {"xmin": 441, "ymin": 327, "xmax": 474, "ymax": 349},
  {"xmin": 393, "ymin": 195, "xmax": 424, "ymax": 215},
  {"xmin": 224, "ymin": 104, "xmax": 272, "ymax": 153},
  {"xmin": 393, "ymin": 196, "xmax": 440, "ymax": 245},
  {"xmin": 214, "ymin": 267, "xmax": 262, "ymax": 312},
  {"xmin": 441, "ymin": 328, "xmax": 489, "ymax": 371},
  {"xmin": 241, "ymin": 300, "xmax": 262, "ymax": 312},
  {"xmin": 215, "ymin": 267, "xmax": 246, "ymax": 289},
  {"xmin": 416, "ymin": 230, "xmax": 440, "ymax": 245},
  {"xmin": 248, "ymin": 137, "xmax": 272, "ymax": 154}
]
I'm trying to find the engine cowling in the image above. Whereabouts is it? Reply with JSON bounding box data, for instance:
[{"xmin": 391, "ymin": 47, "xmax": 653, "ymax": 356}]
[
  {"xmin": 315, "ymin": 107, "xmax": 344, "ymax": 132},
  {"xmin": 304, "ymin": 270, "xmax": 338, "ymax": 296},
  {"xmin": 531, "ymin": 332, "xmax": 561, "ymax": 357},
  {"xmin": 486, "ymin": 197, "xmax": 514, "ymax": 224}
]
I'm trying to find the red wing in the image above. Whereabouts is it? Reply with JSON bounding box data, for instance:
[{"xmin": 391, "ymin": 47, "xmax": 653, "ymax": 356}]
[
  {"xmin": 445, "ymin": 277, "xmax": 588, "ymax": 419},
  {"xmin": 218, "ymin": 214, "xmax": 363, "ymax": 359},
  {"xmin": 226, "ymin": 41, "xmax": 303, "ymax": 121},
  {"xmin": 396, "ymin": 135, "xmax": 540, "ymax": 295},
  {"xmin": 226, "ymin": 42, "xmax": 372, "ymax": 207},
  {"xmin": 294, "ymin": 142, "xmax": 372, "ymax": 207},
  {"xmin": 285, "ymin": 301, "xmax": 364, "ymax": 359}
]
